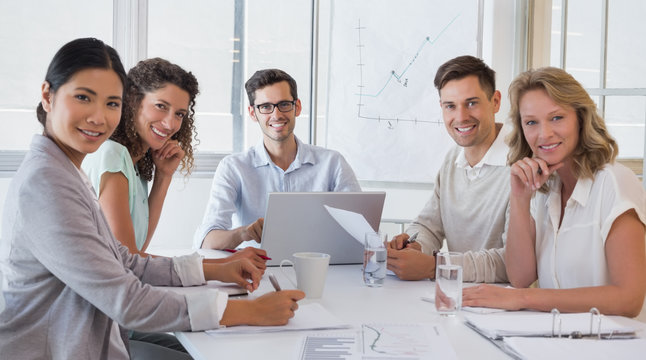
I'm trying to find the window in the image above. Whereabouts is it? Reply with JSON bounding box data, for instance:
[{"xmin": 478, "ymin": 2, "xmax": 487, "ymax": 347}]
[
  {"xmin": 148, "ymin": 1, "xmax": 237, "ymax": 153},
  {"xmin": 0, "ymin": 0, "xmax": 313, "ymax": 175},
  {"xmin": 147, "ymin": 0, "xmax": 312, "ymax": 156},
  {"xmin": 551, "ymin": 0, "xmax": 646, "ymax": 167},
  {"xmin": 0, "ymin": 0, "xmax": 113, "ymax": 151}
]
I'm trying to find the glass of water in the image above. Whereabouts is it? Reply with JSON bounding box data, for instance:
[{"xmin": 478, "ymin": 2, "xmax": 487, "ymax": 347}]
[
  {"xmin": 363, "ymin": 231, "xmax": 387, "ymax": 287},
  {"xmin": 435, "ymin": 251, "xmax": 463, "ymax": 316}
]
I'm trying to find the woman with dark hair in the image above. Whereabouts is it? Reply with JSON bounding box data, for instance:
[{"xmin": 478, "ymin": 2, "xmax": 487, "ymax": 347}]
[
  {"xmin": 463, "ymin": 67, "xmax": 646, "ymax": 317},
  {"xmin": 0, "ymin": 38, "xmax": 303, "ymax": 359},
  {"xmin": 82, "ymin": 58, "xmax": 266, "ymax": 266}
]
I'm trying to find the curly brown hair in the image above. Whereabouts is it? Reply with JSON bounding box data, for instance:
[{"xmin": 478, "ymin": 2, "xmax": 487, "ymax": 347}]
[
  {"xmin": 110, "ymin": 57, "xmax": 199, "ymax": 181},
  {"xmin": 507, "ymin": 67, "xmax": 617, "ymax": 191}
]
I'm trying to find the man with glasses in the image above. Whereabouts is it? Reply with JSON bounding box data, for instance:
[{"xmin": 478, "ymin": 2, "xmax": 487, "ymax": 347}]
[
  {"xmin": 194, "ymin": 69, "xmax": 360, "ymax": 250},
  {"xmin": 386, "ymin": 56, "xmax": 510, "ymax": 283}
]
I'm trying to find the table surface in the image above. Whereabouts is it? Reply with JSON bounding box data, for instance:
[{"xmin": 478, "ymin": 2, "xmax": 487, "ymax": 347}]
[{"xmin": 173, "ymin": 264, "xmax": 510, "ymax": 360}]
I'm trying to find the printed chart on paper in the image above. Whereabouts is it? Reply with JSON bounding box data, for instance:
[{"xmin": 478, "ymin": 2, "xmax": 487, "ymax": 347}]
[{"xmin": 300, "ymin": 323, "xmax": 457, "ymax": 359}]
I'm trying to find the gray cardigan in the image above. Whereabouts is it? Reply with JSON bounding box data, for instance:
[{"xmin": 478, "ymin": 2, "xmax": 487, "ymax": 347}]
[{"xmin": 0, "ymin": 135, "xmax": 221, "ymax": 359}]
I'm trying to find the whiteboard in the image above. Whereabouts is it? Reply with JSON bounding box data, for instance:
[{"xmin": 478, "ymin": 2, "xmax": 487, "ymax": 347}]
[{"xmin": 324, "ymin": 0, "xmax": 480, "ymax": 183}]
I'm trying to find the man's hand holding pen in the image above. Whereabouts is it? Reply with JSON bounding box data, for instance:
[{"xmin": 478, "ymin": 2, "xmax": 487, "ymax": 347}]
[{"xmin": 388, "ymin": 232, "xmax": 421, "ymax": 251}]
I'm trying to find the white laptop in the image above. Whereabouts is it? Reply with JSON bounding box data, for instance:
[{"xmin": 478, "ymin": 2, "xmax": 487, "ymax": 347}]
[{"xmin": 260, "ymin": 192, "xmax": 386, "ymax": 266}]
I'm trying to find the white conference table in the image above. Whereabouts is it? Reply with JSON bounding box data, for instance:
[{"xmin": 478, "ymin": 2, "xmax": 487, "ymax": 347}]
[{"xmin": 173, "ymin": 264, "xmax": 508, "ymax": 360}]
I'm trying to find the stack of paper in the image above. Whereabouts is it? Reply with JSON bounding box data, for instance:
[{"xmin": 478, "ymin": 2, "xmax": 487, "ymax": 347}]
[
  {"xmin": 464, "ymin": 312, "xmax": 638, "ymax": 340},
  {"xmin": 206, "ymin": 303, "xmax": 351, "ymax": 335}
]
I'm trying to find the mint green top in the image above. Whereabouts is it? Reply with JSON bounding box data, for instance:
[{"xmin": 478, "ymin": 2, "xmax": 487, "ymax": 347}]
[{"xmin": 82, "ymin": 140, "xmax": 149, "ymax": 250}]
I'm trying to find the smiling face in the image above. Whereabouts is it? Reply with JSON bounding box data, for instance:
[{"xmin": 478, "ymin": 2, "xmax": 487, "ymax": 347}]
[
  {"xmin": 439, "ymin": 75, "xmax": 500, "ymax": 159},
  {"xmin": 519, "ymin": 88, "xmax": 580, "ymax": 168},
  {"xmin": 248, "ymin": 81, "xmax": 301, "ymax": 145},
  {"xmin": 134, "ymin": 83, "xmax": 189, "ymax": 152},
  {"xmin": 41, "ymin": 68, "xmax": 123, "ymax": 168}
]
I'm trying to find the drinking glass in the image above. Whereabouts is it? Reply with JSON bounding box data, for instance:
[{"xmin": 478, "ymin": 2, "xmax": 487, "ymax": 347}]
[
  {"xmin": 435, "ymin": 251, "xmax": 463, "ymax": 315},
  {"xmin": 363, "ymin": 231, "xmax": 387, "ymax": 287}
]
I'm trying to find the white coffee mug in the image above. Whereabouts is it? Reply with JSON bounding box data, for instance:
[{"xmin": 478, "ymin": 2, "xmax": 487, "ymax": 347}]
[{"xmin": 280, "ymin": 252, "xmax": 330, "ymax": 298}]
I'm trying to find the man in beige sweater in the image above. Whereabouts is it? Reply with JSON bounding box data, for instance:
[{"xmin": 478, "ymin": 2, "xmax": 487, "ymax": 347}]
[{"xmin": 387, "ymin": 55, "xmax": 510, "ymax": 283}]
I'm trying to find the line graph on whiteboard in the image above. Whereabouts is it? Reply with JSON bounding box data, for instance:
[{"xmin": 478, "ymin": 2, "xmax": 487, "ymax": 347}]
[
  {"xmin": 325, "ymin": 0, "xmax": 479, "ymax": 183},
  {"xmin": 355, "ymin": 15, "xmax": 460, "ymax": 128}
]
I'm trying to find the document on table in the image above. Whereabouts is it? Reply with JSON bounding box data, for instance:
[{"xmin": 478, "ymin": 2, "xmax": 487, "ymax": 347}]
[
  {"xmin": 300, "ymin": 323, "xmax": 457, "ymax": 360},
  {"xmin": 464, "ymin": 312, "xmax": 639, "ymax": 340},
  {"xmin": 502, "ymin": 337, "xmax": 646, "ymax": 360},
  {"xmin": 206, "ymin": 303, "xmax": 351, "ymax": 335}
]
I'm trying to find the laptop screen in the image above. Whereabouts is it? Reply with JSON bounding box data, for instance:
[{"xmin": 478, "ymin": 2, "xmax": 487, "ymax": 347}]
[{"xmin": 260, "ymin": 192, "xmax": 386, "ymax": 266}]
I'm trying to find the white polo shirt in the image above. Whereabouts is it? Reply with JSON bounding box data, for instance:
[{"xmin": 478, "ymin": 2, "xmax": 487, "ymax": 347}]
[{"xmin": 533, "ymin": 162, "xmax": 646, "ymax": 289}]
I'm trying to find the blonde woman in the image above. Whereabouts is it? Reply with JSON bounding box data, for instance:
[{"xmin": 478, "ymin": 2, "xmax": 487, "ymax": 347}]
[{"xmin": 463, "ymin": 67, "xmax": 646, "ymax": 317}]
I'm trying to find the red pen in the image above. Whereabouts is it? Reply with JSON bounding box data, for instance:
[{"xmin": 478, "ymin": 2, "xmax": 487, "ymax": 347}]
[{"xmin": 223, "ymin": 248, "xmax": 272, "ymax": 260}]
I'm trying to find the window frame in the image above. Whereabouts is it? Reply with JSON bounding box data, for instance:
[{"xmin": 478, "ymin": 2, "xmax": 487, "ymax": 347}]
[
  {"xmin": 550, "ymin": 0, "xmax": 646, "ymax": 183},
  {"xmin": 0, "ymin": 0, "xmax": 318, "ymax": 178}
]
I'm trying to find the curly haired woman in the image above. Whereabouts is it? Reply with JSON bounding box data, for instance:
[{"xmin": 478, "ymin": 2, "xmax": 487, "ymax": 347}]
[
  {"xmin": 83, "ymin": 58, "xmax": 267, "ymax": 266},
  {"xmin": 83, "ymin": 57, "xmax": 197, "ymax": 254}
]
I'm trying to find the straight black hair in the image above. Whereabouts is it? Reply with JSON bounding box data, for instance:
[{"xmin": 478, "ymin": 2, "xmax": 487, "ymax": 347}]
[{"xmin": 37, "ymin": 37, "xmax": 127, "ymax": 127}]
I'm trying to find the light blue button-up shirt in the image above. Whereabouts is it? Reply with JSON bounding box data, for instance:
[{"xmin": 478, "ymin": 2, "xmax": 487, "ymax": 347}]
[{"xmin": 193, "ymin": 137, "xmax": 361, "ymax": 248}]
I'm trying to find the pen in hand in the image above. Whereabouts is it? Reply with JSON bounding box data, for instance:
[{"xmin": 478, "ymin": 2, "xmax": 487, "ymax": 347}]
[
  {"xmin": 401, "ymin": 232, "xmax": 419, "ymax": 249},
  {"xmin": 268, "ymin": 273, "xmax": 282, "ymax": 291}
]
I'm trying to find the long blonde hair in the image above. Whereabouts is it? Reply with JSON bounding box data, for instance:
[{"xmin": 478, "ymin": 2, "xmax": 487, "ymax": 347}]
[{"xmin": 507, "ymin": 67, "xmax": 617, "ymax": 182}]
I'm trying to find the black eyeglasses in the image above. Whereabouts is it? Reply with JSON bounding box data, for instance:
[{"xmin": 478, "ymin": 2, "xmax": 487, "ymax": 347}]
[{"xmin": 254, "ymin": 100, "xmax": 296, "ymax": 114}]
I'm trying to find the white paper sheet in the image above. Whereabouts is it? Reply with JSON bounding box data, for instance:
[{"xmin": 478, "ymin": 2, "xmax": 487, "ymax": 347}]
[
  {"xmin": 206, "ymin": 303, "xmax": 351, "ymax": 335},
  {"xmin": 324, "ymin": 205, "xmax": 378, "ymax": 246}
]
